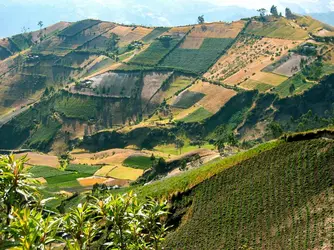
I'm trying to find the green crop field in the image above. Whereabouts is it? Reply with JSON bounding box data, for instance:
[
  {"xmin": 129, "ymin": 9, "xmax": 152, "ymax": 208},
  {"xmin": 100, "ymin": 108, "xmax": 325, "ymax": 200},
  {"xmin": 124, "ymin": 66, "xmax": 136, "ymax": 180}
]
[
  {"xmin": 246, "ymin": 19, "xmax": 309, "ymax": 40},
  {"xmin": 162, "ymin": 76, "xmax": 194, "ymax": 99},
  {"xmin": 179, "ymin": 107, "xmax": 212, "ymax": 123},
  {"xmin": 54, "ymin": 95, "xmax": 99, "ymax": 120},
  {"xmin": 165, "ymin": 139, "xmax": 334, "ymax": 249},
  {"xmin": 59, "ymin": 19, "xmax": 101, "ymax": 37},
  {"xmin": 66, "ymin": 164, "xmax": 101, "ymax": 175},
  {"xmin": 123, "ymin": 155, "xmax": 152, "ymax": 170},
  {"xmin": 141, "ymin": 27, "xmax": 170, "ymax": 43},
  {"xmin": 240, "ymin": 79, "xmax": 273, "ymax": 92},
  {"xmin": 45, "ymin": 173, "xmax": 91, "ymax": 185},
  {"xmin": 129, "ymin": 38, "xmax": 180, "ymax": 66},
  {"xmin": 10, "ymin": 34, "xmax": 32, "ymax": 50},
  {"xmin": 26, "ymin": 119, "xmax": 61, "ymax": 150},
  {"xmin": 273, "ymin": 73, "xmax": 314, "ymax": 98},
  {"xmin": 160, "ymin": 38, "xmax": 233, "ymax": 74},
  {"xmin": 172, "ymin": 90, "xmax": 205, "ymax": 109},
  {"xmin": 28, "ymin": 165, "xmax": 72, "ymax": 178}
]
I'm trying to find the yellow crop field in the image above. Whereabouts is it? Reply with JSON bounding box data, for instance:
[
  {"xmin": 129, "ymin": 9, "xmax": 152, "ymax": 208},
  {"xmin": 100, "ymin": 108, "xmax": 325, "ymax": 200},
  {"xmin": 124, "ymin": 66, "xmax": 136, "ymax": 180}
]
[
  {"xmin": 71, "ymin": 149, "xmax": 139, "ymax": 165},
  {"xmin": 110, "ymin": 26, "xmax": 133, "ymax": 37},
  {"xmin": 77, "ymin": 176, "xmax": 109, "ymax": 186},
  {"xmin": 107, "ymin": 166, "xmax": 143, "ymax": 180},
  {"xmin": 94, "ymin": 165, "xmax": 117, "ymax": 176},
  {"xmin": 180, "ymin": 21, "xmax": 245, "ymax": 49},
  {"xmin": 189, "ymin": 81, "xmax": 237, "ymax": 113},
  {"xmin": 15, "ymin": 152, "xmax": 59, "ymax": 168},
  {"xmin": 118, "ymin": 27, "xmax": 153, "ymax": 47},
  {"xmin": 251, "ymin": 72, "xmax": 288, "ymax": 86}
]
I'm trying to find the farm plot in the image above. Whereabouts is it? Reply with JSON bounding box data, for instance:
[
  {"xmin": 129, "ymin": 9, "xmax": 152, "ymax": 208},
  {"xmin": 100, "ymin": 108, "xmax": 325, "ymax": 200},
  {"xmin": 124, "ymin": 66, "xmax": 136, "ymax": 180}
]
[
  {"xmin": 163, "ymin": 26, "xmax": 193, "ymax": 38},
  {"xmin": 70, "ymin": 148, "xmax": 143, "ymax": 166},
  {"xmin": 130, "ymin": 38, "xmax": 181, "ymax": 66},
  {"xmin": 107, "ymin": 166, "xmax": 144, "ymax": 180},
  {"xmin": 245, "ymin": 18, "xmax": 309, "ymax": 40},
  {"xmin": 16, "ymin": 152, "xmax": 59, "ymax": 168},
  {"xmin": 30, "ymin": 21, "xmax": 70, "ymax": 43},
  {"xmin": 123, "ymin": 155, "xmax": 152, "ymax": 170},
  {"xmin": 205, "ymin": 35, "xmax": 300, "ymax": 86},
  {"xmin": 58, "ymin": 51, "xmax": 98, "ymax": 68},
  {"xmin": 179, "ymin": 107, "xmax": 212, "ymax": 123},
  {"xmin": 59, "ymin": 19, "xmax": 101, "ymax": 37},
  {"xmin": 141, "ymin": 71, "xmax": 173, "ymax": 110},
  {"xmin": 117, "ymin": 27, "xmax": 153, "ymax": 47},
  {"xmin": 58, "ymin": 22, "xmax": 114, "ymax": 49},
  {"xmin": 161, "ymin": 38, "xmax": 233, "ymax": 74},
  {"xmin": 88, "ymin": 71, "xmax": 141, "ymax": 97},
  {"xmin": 188, "ymin": 81, "xmax": 237, "ymax": 113},
  {"xmin": 95, "ymin": 165, "xmax": 143, "ymax": 181},
  {"xmin": 239, "ymin": 79, "xmax": 272, "ymax": 92},
  {"xmin": 269, "ymin": 54, "xmax": 310, "ymax": 77},
  {"xmin": 142, "ymin": 27, "xmax": 170, "ymax": 43},
  {"xmin": 81, "ymin": 56, "xmax": 115, "ymax": 77},
  {"xmin": 181, "ymin": 21, "xmax": 244, "ymax": 49},
  {"xmin": 149, "ymin": 75, "xmax": 195, "ymax": 108},
  {"xmin": 273, "ymin": 73, "xmax": 315, "ymax": 98},
  {"xmin": 250, "ymin": 72, "xmax": 288, "ymax": 86},
  {"xmin": 172, "ymin": 90, "xmax": 205, "ymax": 109}
]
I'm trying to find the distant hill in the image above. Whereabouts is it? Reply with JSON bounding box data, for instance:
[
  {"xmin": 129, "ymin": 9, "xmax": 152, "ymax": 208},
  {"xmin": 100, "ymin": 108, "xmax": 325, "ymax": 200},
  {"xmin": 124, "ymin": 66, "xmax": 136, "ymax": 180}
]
[{"xmin": 0, "ymin": 14, "xmax": 334, "ymax": 154}]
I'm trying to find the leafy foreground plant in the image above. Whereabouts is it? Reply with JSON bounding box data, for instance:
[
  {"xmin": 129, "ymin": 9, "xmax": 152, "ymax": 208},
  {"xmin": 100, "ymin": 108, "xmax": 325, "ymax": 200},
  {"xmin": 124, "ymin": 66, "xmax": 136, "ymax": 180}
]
[{"xmin": 0, "ymin": 155, "xmax": 169, "ymax": 249}]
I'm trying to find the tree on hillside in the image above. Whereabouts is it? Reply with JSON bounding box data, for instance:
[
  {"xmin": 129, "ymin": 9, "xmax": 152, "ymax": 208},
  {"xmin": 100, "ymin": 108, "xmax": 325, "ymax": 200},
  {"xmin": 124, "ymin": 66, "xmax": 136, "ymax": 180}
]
[
  {"xmin": 285, "ymin": 8, "xmax": 295, "ymax": 19},
  {"xmin": 106, "ymin": 33, "xmax": 120, "ymax": 52},
  {"xmin": 289, "ymin": 83, "xmax": 296, "ymax": 95},
  {"xmin": 37, "ymin": 21, "xmax": 44, "ymax": 42},
  {"xmin": 257, "ymin": 8, "xmax": 267, "ymax": 21},
  {"xmin": 198, "ymin": 15, "xmax": 205, "ymax": 24},
  {"xmin": 175, "ymin": 139, "xmax": 185, "ymax": 155},
  {"xmin": 270, "ymin": 5, "xmax": 279, "ymax": 17}
]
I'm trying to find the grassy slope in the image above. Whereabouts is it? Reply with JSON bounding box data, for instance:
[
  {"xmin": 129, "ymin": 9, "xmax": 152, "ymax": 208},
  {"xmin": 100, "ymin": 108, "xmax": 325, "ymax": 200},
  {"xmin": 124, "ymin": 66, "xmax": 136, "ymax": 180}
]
[
  {"xmin": 165, "ymin": 138, "xmax": 334, "ymax": 249},
  {"xmin": 134, "ymin": 140, "xmax": 281, "ymax": 198},
  {"xmin": 179, "ymin": 107, "xmax": 212, "ymax": 123}
]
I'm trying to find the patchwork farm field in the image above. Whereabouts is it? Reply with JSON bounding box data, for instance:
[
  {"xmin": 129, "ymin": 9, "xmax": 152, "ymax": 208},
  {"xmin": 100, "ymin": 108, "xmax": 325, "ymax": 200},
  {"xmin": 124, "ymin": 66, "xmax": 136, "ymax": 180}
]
[
  {"xmin": 246, "ymin": 18, "xmax": 313, "ymax": 40},
  {"xmin": 141, "ymin": 71, "xmax": 173, "ymax": 109},
  {"xmin": 16, "ymin": 152, "xmax": 59, "ymax": 168},
  {"xmin": 161, "ymin": 38, "xmax": 234, "ymax": 74},
  {"xmin": 273, "ymin": 73, "xmax": 315, "ymax": 97},
  {"xmin": 130, "ymin": 38, "xmax": 181, "ymax": 66},
  {"xmin": 172, "ymin": 90, "xmax": 205, "ymax": 109},
  {"xmin": 142, "ymin": 27, "xmax": 170, "ymax": 43},
  {"xmin": 205, "ymin": 35, "xmax": 300, "ymax": 86},
  {"xmin": 180, "ymin": 21, "xmax": 245, "ymax": 49},
  {"xmin": 188, "ymin": 81, "xmax": 237, "ymax": 113}
]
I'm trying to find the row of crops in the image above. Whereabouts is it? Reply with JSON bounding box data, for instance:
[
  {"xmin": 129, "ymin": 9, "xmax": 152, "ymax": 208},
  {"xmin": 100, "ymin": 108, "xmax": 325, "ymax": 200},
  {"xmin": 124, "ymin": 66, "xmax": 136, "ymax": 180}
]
[{"xmin": 165, "ymin": 139, "xmax": 334, "ymax": 249}]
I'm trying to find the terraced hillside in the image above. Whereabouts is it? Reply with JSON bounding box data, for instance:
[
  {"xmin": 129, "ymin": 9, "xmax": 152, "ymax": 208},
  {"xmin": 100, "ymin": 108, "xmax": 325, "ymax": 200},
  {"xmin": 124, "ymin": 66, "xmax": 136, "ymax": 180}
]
[{"xmin": 0, "ymin": 14, "xmax": 334, "ymax": 155}]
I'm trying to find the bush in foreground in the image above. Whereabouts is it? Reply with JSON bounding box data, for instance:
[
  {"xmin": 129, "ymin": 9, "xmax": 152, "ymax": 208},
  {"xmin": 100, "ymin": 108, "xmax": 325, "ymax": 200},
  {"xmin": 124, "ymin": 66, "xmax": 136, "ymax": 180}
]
[{"xmin": 0, "ymin": 155, "xmax": 169, "ymax": 249}]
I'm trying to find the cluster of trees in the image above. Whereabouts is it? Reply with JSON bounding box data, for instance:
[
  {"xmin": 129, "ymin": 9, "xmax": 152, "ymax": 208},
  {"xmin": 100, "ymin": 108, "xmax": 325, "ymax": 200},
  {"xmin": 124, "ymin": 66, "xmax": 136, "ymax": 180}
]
[
  {"xmin": 257, "ymin": 6, "xmax": 296, "ymax": 21},
  {"xmin": 213, "ymin": 125, "xmax": 238, "ymax": 154},
  {"xmin": 0, "ymin": 155, "xmax": 169, "ymax": 249}
]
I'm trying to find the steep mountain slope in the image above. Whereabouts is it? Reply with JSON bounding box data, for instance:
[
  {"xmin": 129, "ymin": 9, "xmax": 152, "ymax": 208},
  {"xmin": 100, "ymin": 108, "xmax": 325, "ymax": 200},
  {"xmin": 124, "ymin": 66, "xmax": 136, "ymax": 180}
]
[{"xmin": 164, "ymin": 137, "xmax": 334, "ymax": 249}]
